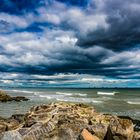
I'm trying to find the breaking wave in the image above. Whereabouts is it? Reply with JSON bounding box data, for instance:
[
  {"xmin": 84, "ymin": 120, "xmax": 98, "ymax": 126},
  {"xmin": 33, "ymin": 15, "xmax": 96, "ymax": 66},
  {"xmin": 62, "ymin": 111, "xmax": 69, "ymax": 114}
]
[
  {"xmin": 97, "ymin": 91, "xmax": 118, "ymax": 96},
  {"xmin": 56, "ymin": 97, "xmax": 102, "ymax": 104},
  {"xmin": 56, "ymin": 92, "xmax": 87, "ymax": 97},
  {"xmin": 127, "ymin": 101, "xmax": 140, "ymax": 105},
  {"xmin": 38, "ymin": 95, "xmax": 53, "ymax": 99}
]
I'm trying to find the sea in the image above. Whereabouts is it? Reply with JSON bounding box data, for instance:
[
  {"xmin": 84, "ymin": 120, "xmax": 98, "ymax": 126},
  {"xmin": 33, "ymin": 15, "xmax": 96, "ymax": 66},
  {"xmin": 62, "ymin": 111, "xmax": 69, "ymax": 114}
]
[{"xmin": 0, "ymin": 87, "xmax": 140, "ymax": 120}]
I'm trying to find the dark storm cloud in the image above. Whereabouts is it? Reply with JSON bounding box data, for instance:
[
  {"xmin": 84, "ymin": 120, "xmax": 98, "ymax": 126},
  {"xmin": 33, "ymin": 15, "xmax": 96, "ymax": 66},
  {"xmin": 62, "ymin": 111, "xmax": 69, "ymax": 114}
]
[
  {"xmin": 76, "ymin": 0, "xmax": 140, "ymax": 51},
  {"xmin": 56, "ymin": 0, "xmax": 88, "ymax": 7},
  {"xmin": 0, "ymin": 0, "xmax": 140, "ymax": 87}
]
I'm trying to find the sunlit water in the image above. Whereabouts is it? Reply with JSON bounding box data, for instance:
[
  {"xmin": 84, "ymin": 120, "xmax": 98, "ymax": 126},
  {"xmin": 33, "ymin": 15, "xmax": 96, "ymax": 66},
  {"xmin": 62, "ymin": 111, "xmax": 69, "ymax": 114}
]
[{"xmin": 0, "ymin": 88, "xmax": 140, "ymax": 120}]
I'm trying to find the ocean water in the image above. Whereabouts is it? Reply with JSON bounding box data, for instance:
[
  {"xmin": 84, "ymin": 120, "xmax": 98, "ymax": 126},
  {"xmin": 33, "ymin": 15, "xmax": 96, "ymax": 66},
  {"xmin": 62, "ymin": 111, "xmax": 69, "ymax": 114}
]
[{"xmin": 0, "ymin": 88, "xmax": 140, "ymax": 120}]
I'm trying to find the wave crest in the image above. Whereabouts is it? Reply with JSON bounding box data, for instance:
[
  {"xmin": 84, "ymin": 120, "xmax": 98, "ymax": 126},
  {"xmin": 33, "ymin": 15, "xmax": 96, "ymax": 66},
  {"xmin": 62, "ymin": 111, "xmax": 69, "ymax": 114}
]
[
  {"xmin": 97, "ymin": 91, "xmax": 118, "ymax": 95},
  {"xmin": 56, "ymin": 92, "xmax": 87, "ymax": 97}
]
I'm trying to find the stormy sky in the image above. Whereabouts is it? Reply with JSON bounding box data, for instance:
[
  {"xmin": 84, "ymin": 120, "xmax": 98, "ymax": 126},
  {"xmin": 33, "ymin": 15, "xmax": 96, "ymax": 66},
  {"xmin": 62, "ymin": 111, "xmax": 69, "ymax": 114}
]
[{"xmin": 0, "ymin": 0, "xmax": 140, "ymax": 87}]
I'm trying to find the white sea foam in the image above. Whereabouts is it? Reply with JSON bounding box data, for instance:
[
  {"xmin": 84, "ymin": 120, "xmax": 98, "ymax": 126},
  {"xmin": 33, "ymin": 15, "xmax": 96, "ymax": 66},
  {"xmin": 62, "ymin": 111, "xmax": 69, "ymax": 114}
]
[
  {"xmin": 76, "ymin": 93, "xmax": 87, "ymax": 96},
  {"xmin": 92, "ymin": 100, "xmax": 102, "ymax": 103},
  {"xmin": 33, "ymin": 92, "xmax": 45, "ymax": 96},
  {"xmin": 97, "ymin": 91, "xmax": 118, "ymax": 95},
  {"xmin": 5, "ymin": 89, "xmax": 34, "ymax": 94},
  {"xmin": 56, "ymin": 96, "xmax": 102, "ymax": 104},
  {"xmin": 39, "ymin": 95, "xmax": 52, "ymax": 99},
  {"xmin": 56, "ymin": 92, "xmax": 73, "ymax": 96},
  {"xmin": 36, "ymin": 92, "xmax": 100, "ymax": 104},
  {"xmin": 127, "ymin": 101, "xmax": 140, "ymax": 105},
  {"xmin": 56, "ymin": 98, "xmax": 69, "ymax": 102},
  {"xmin": 34, "ymin": 92, "xmax": 38, "ymax": 96},
  {"xmin": 56, "ymin": 92, "xmax": 87, "ymax": 97}
]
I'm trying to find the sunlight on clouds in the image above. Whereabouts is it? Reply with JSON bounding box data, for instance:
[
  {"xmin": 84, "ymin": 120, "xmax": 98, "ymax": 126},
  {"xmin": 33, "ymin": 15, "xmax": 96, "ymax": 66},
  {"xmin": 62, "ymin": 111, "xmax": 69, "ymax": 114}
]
[
  {"xmin": 0, "ymin": 0, "xmax": 140, "ymax": 87},
  {"xmin": 55, "ymin": 36, "xmax": 77, "ymax": 44}
]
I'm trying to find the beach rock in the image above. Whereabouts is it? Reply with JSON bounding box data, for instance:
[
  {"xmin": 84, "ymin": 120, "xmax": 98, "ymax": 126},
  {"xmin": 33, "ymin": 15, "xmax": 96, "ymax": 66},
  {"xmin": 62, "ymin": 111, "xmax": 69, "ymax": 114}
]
[
  {"xmin": 133, "ymin": 131, "xmax": 140, "ymax": 140},
  {"xmin": 0, "ymin": 123, "xmax": 7, "ymax": 133},
  {"xmin": 10, "ymin": 114, "xmax": 25, "ymax": 123},
  {"xmin": 40, "ymin": 127, "xmax": 76, "ymax": 140},
  {"xmin": 0, "ymin": 102, "xmax": 139, "ymax": 140},
  {"xmin": 80, "ymin": 129, "xmax": 100, "ymax": 140},
  {"xmin": 0, "ymin": 90, "xmax": 29, "ymax": 102},
  {"xmin": 91, "ymin": 123, "xmax": 108, "ymax": 139},
  {"xmin": 132, "ymin": 119, "xmax": 140, "ymax": 132},
  {"xmin": 6, "ymin": 119, "xmax": 20, "ymax": 131},
  {"xmin": 1, "ymin": 130, "xmax": 23, "ymax": 140},
  {"xmin": 109, "ymin": 117, "xmax": 134, "ymax": 139},
  {"xmin": 11, "ymin": 96, "xmax": 29, "ymax": 102},
  {"xmin": 57, "ymin": 128, "xmax": 76, "ymax": 140},
  {"xmin": 23, "ymin": 121, "xmax": 57, "ymax": 140},
  {"xmin": 103, "ymin": 127, "xmax": 114, "ymax": 140},
  {"xmin": 0, "ymin": 91, "xmax": 12, "ymax": 102}
]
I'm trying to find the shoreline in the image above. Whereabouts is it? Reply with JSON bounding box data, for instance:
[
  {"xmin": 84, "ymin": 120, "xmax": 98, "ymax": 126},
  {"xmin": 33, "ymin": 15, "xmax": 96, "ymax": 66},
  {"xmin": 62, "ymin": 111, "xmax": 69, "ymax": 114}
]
[
  {"xmin": 0, "ymin": 102, "xmax": 140, "ymax": 140},
  {"xmin": 0, "ymin": 89, "xmax": 140, "ymax": 120}
]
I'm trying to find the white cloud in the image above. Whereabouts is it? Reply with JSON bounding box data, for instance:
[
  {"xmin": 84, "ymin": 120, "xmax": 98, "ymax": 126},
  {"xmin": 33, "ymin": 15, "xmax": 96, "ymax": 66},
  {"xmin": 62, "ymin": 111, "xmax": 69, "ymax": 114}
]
[
  {"xmin": 33, "ymin": 73, "xmax": 79, "ymax": 79},
  {"xmin": 102, "ymin": 49, "xmax": 140, "ymax": 66},
  {"xmin": 55, "ymin": 36, "xmax": 77, "ymax": 44},
  {"xmin": 0, "ymin": 0, "xmax": 139, "ymax": 86},
  {"xmin": 1, "ymin": 80, "xmax": 14, "ymax": 84},
  {"xmin": 0, "ymin": 13, "xmax": 29, "ymax": 30}
]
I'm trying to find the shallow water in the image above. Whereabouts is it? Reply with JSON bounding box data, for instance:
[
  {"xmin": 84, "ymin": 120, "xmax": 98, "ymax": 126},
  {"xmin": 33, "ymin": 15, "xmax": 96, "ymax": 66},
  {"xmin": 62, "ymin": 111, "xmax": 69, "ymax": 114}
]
[{"xmin": 0, "ymin": 88, "xmax": 140, "ymax": 120}]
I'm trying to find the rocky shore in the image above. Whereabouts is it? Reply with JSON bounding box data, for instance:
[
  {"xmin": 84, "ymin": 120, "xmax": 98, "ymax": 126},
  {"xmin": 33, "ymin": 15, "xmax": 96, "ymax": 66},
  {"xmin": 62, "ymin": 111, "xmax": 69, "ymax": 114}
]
[
  {"xmin": 0, "ymin": 102, "xmax": 140, "ymax": 140},
  {"xmin": 0, "ymin": 91, "xmax": 29, "ymax": 102}
]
